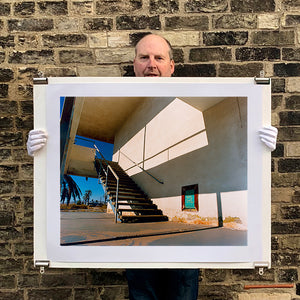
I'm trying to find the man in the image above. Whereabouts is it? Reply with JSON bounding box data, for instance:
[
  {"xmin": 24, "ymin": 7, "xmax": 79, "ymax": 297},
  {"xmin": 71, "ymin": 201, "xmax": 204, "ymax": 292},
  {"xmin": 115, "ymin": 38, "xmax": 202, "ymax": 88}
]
[{"xmin": 27, "ymin": 33, "xmax": 278, "ymax": 299}]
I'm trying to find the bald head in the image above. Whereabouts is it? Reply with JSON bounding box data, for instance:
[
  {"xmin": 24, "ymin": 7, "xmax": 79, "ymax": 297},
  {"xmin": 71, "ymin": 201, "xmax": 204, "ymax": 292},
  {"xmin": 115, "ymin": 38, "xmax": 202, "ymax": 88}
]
[{"xmin": 133, "ymin": 34, "xmax": 175, "ymax": 77}]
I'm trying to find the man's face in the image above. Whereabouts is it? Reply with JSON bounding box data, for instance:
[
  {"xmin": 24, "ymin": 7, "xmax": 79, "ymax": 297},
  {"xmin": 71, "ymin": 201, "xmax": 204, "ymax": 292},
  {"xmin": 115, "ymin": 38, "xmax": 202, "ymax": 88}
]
[{"xmin": 133, "ymin": 35, "xmax": 175, "ymax": 78}]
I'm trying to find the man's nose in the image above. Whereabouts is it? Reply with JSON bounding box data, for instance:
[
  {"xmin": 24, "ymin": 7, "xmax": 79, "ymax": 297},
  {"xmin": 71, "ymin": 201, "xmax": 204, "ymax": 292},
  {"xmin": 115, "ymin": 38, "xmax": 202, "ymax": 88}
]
[{"xmin": 147, "ymin": 57, "xmax": 156, "ymax": 68}]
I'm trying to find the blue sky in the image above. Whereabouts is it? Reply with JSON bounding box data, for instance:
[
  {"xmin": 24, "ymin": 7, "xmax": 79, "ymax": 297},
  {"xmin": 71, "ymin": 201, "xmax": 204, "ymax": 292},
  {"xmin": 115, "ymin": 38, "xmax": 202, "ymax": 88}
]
[
  {"xmin": 61, "ymin": 97, "xmax": 114, "ymax": 204},
  {"xmin": 71, "ymin": 136, "xmax": 114, "ymax": 203}
]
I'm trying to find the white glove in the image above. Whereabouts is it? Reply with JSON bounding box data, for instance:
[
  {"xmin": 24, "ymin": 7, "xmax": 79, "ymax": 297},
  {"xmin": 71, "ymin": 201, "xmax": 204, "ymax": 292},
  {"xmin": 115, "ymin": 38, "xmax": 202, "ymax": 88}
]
[
  {"xmin": 27, "ymin": 129, "xmax": 47, "ymax": 157},
  {"xmin": 258, "ymin": 125, "xmax": 278, "ymax": 151}
]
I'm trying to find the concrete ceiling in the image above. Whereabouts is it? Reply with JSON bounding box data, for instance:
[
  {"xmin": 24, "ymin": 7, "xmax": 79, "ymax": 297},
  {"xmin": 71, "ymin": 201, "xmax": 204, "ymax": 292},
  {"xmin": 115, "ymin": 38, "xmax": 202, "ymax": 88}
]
[{"xmin": 76, "ymin": 97, "xmax": 148, "ymax": 143}]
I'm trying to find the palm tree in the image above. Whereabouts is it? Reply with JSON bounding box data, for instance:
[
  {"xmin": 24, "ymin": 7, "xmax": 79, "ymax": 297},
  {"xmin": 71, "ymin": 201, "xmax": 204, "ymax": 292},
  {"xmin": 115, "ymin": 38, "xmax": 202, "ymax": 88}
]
[
  {"xmin": 61, "ymin": 175, "xmax": 82, "ymax": 205},
  {"xmin": 83, "ymin": 190, "xmax": 92, "ymax": 205}
]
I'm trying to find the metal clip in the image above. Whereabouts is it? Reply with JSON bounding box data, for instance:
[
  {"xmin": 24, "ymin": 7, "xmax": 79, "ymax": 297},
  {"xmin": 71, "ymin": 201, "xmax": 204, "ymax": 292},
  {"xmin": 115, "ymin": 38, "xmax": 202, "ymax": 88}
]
[
  {"xmin": 33, "ymin": 78, "xmax": 48, "ymax": 85},
  {"xmin": 35, "ymin": 260, "xmax": 49, "ymax": 274},
  {"xmin": 258, "ymin": 268, "xmax": 264, "ymax": 275}
]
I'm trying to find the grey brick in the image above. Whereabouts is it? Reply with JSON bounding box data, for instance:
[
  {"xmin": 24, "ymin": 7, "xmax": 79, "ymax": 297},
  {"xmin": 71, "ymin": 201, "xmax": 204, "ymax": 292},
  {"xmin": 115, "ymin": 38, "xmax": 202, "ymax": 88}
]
[
  {"xmin": 165, "ymin": 16, "xmax": 209, "ymax": 30},
  {"xmin": 0, "ymin": 259, "xmax": 23, "ymax": 273},
  {"xmin": 0, "ymin": 117, "xmax": 13, "ymax": 130},
  {"xmin": 0, "ymin": 36, "xmax": 15, "ymax": 48},
  {"xmin": 8, "ymin": 19, "xmax": 54, "ymax": 32},
  {"xmin": 0, "ymin": 131, "xmax": 23, "ymax": 146},
  {"xmin": 16, "ymin": 116, "xmax": 33, "ymax": 130},
  {"xmin": 271, "ymin": 236, "xmax": 279, "ymax": 250},
  {"xmin": 236, "ymin": 47, "xmax": 280, "ymax": 61},
  {"xmin": 283, "ymin": 48, "xmax": 300, "ymax": 61},
  {"xmin": 252, "ymin": 31, "xmax": 295, "ymax": 46},
  {"xmin": 272, "ymin": 78, "xmax": 285, "ymax": 93},
  {"xmin": 274, "ymin": 63, "xmax": 300, "ymax": 77},
  {"xmin": 285, "ymin": 95, "xmax": 300, "ymax": 109},
  {"xmin": 281, "ymin": 205, "xmax": 300, "ymax": 219},
  {"xmin": 173, "ymin": 64, "xmax": 216, "ymax": 77},
  {"xmin": 18, "ymin": 84, "xmax": 33, "ymax": 99},
  {"xmin": 271, "ymin": 143, "xmax": 284, "ymax": 157},
  {"xmin": 96, "ymin": 0, "xmax": 142, "ymax": 14},
  {"xmin": 278, "ymin": 159, "xmax": 300, "ymax": 173},
  {"xmin": 285, "ymin": 15, "xmax": 300, "ymax": 26},
  {"xmin": 27, "ymin": 289, "xmax": 72, "ymax": 300},
  {"xmin": 0, "ymin": 292, "xmax": 23, "ymax": 300},
  {"xmin": 272, "ymin": 95, "xmax": 282, "ymax": 110},
  {"xmin": 219, "ymin": 63, "xmax": 263, "ymax": 77},
  {"xmin": 278, "ymin": 268, "xmax": 298, "ymax": 282},
  {"xmin": 83, "ymin": 18, "xmax": 113, "ymax": 31},
  {"xmin": 44, "ymin": 68, "xmax": 77, "ymax": 77},
  {"xmin": 185, "ymin": 0, "xmax": 228, "ymax": 13},
  {"xmin": 0, "ymin": 69, "xmax": 14, "ymax": 82},
  {"xmin": 59, "ymin": 50, "xmax": 94, "ymax": 64},
  {"xmin": 14, "ymin": 2, "xmax": 35, "ymax": 16},
  {"xmin": 198, "ymin": 284, "xmax": 243, "ymax": 299},
  {"xmin": 18, "ymin": 67, "xmax": 40, "ymax": 81},
  {"xmin": 231, "ymin": 0, "xmax": 275, "ymax": 12},
  {"xmin": 20, "ymin": 101, "xmax": 33, "ymax": 115},
  {"xmin": 38, "ymin": 1, "xmax": 68, "ymax": 15},
  {"xmin": 14, "ymin": 242, "xmax": 33, "ymax": 257},
  {"xmin": 9, "ymin": 50, "xmax": 54, "ymax": 64},
  {"xmin": 272, "ymin": 253, "xmax": 299, "ymax": 267},
  {"xmin": 0, "ymin": 165, "xmax": 18, "ymax": 180},
  {"xmin": 272, "ymin": 221, "xmax": 300, "ymax": 234},
  {"xmin": 74, "ymin": 288, "xmax": 98, "ymax": 300},
  {"xmin": 42, "ymin": 34, "xmax": 87, "ymax": 47},
  {"xmin": 189, "ymin": 47, "xmax": 232, "ymax": 62},
  {"xmin": 278, "ymin": 127, "xmax": 300, "ymax": 141},
  {"xmin": 0, "ymin": 149, "xmax": 12, "ymax": 162},
  {"xmin": 0, "ymin": 275, "xmax": 15, "ymax": 289},
  {"xmin": 0, "ymin": 101, "xmax": 17, "ymax": 115},
  {"xmin": 41, "ymin": 273, "xmax": 87, "ymax": 287},
  {"xmin": 282, "ymin": 0, "xmax": 300, "ymax": 10},
  {"xmin": 203, "ymin": 31, "xmax": 248, "ymax": 46},
  {"xmin": 16, "ymin": 180, "xmax": 33, "ymax": 194},
  {"xmin": 116, "ymin": 15, "xmax": 161, "ymax": 30},
  {"xmin": 279, "ymin": 111, "xmax": 300, "ymax": 125},
  {"xmin": 213, "ymin": 14, "xmax": 256, "ymax": 29},
  {"xmin": 0, "ymin": 52, "xmax": 4, "ymax": 63},
  {"xmin": 0, "ymin": 3, "xmax": 10, "ymax": 16},
  {"xmin": 232, "ymin": 269, "xmax": 275, "ymax": 281},
  {"xmin": 150, "ymin": 0, "xmax": 179, "ymax": 14},
  {"xmin": 205, "ymin": 269, "xmax": 227, "ymax": 282},
  {"xmin": 17, "ymin": 274, "xmax": 39, "ymax": 288},
  {"xmin": 0, "ymin": 211, "xmax": 14, "ymax": 226}
]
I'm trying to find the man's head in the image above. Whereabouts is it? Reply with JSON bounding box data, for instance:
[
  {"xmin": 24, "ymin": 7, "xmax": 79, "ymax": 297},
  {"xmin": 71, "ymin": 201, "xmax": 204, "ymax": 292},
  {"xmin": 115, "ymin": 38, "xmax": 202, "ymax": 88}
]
[{"xmin": 133, "ymin": 34, "xmax": 175, "ymax": 77}]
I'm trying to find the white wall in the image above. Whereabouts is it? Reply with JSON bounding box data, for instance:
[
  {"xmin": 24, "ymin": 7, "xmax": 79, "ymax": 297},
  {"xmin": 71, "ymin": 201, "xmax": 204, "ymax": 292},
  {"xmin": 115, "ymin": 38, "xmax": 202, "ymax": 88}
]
[{"xmin": 113, "ymin": 97, "xmax": 247, "ymax": 228}]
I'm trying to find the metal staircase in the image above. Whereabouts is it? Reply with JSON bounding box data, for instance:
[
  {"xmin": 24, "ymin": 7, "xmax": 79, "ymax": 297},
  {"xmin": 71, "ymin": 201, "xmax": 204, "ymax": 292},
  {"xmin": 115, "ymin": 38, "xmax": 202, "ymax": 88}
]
[{"xmin": 94, "ymin": 159, "xmax": 168, "ymax": 223}]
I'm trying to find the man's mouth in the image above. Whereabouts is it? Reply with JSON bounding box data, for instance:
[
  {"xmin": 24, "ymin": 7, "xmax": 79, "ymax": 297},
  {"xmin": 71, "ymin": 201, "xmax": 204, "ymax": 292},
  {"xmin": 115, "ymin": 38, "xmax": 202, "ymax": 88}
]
[{"xmin": 145, "ymin": 74, "xmax": 159, "ymax": 77}]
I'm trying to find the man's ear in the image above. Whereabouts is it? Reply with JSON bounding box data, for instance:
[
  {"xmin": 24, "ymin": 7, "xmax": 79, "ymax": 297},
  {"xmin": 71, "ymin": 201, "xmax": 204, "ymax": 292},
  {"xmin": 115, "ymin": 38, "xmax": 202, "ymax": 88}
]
[{"xmin": 170, "ymin": 60, "xmax": 175, "ymax": 75}]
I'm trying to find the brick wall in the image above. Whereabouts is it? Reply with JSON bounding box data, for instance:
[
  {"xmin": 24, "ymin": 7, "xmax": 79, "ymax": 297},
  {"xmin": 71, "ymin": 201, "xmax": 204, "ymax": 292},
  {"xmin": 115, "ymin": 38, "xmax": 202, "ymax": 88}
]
[{"xmin": 0, "ymin": 0, "xmax": 299, "ymax": 299}]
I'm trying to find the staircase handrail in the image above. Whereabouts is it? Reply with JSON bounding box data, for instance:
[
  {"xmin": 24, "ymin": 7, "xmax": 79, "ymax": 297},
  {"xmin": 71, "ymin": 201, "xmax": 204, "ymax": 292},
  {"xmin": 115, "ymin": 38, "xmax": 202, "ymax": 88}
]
[
  {"xmin": 94, "ymin": 145, "xmax": 120, "ymax": 223},
  {"xmin": 119, "ymin": 151, "xmax": 164, "ymax": 184}
]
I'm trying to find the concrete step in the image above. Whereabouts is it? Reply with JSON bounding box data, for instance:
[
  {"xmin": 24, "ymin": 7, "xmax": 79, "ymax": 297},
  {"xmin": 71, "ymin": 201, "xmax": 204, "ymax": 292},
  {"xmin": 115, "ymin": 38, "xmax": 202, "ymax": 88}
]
[{"xmin": 120, "ymin": 215, "xmax": 168, "ymax": 223}]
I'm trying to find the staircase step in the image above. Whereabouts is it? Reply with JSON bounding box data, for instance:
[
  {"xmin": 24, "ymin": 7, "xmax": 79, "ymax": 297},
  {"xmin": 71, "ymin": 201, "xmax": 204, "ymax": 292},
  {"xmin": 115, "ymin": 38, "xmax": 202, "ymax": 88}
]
[
  {"xmin": 118, "ymin": 208, "xmax": 163, "ymax": 215},
  {"xmin": 116, "ymin": 202, "xmax": 157, "ymax": 208},
  {"xmin": 120, "ymin": 215, "xmax": 168, "ymax": 223}
]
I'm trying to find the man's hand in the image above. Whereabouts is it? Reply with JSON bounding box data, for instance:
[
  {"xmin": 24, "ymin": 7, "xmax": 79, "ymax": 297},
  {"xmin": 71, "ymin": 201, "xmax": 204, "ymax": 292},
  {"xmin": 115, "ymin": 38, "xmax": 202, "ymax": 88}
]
[
  {"xmin": 259, "ymin": 125, "xmax": 278, "ymax": 151},
  {"xmin": 27, "ymin": 129, "xmax": 47, "ymax": 157}
]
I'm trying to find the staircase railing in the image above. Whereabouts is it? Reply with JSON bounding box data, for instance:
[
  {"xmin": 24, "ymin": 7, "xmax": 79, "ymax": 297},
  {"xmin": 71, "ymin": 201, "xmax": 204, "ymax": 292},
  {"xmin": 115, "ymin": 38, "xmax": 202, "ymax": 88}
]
[
  {"xmin": 94, "ymin": 145, "xmax": 120, "ymax": 223},
  {"xmin": 119, "ymin": 151, "xmax": 164, "ymax": 184}
]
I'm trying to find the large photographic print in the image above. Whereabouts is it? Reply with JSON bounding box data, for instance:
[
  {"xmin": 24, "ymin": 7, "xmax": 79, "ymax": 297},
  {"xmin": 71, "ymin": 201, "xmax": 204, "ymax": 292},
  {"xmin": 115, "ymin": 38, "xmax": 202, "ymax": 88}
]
[
  {"xmin": 34, "ymin": 78, "xmax": 271, "ymax": 268},
  {"xmin": 60, "ymin": 96, "xmax": 248, "ymax": 247}
]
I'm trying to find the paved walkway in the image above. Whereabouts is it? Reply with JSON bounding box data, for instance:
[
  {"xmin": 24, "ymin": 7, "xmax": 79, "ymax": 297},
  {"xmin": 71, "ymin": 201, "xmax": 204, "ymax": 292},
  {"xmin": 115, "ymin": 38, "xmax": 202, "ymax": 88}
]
[{"xmin": 61, "ymin": 211, "xmax": 247, "ymax": 246}]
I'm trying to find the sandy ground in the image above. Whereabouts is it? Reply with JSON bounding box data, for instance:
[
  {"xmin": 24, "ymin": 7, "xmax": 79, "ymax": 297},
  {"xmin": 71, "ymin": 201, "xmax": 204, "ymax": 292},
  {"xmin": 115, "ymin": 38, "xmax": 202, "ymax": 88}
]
[{"xmin": 61, "ymin": 211, "xmax": 247, "ymax": 246}]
